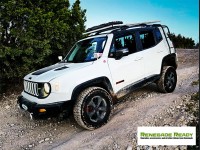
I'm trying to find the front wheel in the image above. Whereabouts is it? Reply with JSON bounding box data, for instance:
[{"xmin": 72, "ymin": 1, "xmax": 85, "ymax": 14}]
[
  {"xmin": 73, "ymin": 87, "xmax": 113, "ymax": 130},
  {"xmin": 157, "ymin": 66, "xmax": 177, "ymax": 93}
]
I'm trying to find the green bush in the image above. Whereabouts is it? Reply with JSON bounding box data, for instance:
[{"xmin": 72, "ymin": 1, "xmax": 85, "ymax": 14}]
[{"xmin": 0, "ymin": 0, "xmax": 86, "ymax": 80}]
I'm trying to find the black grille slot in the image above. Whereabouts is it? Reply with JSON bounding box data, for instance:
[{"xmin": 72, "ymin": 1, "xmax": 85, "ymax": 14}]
[{"xmin": 24, "ymin": 80, "xmax": 39, "ymax": 96}]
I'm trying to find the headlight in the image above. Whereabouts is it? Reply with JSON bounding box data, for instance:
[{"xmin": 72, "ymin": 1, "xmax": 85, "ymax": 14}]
[
  {"xmin": 37, "ymin": 83, "xmax": 51, "ymax": 98},
  {"xmin": 44, "ymin": 83, "xmax": 50, "ymax": 94}
]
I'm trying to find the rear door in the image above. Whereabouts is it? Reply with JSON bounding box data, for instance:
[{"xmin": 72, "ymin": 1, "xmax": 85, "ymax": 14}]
[{"xmin": 137, "ymin": 28, "xmax": 166, "ymax": 77}]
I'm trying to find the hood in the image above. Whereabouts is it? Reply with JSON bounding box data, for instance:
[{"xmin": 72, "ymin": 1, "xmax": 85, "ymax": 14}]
[{"xmin": 24, "ymin": 62, "xmax": 93, "ymax": 82}]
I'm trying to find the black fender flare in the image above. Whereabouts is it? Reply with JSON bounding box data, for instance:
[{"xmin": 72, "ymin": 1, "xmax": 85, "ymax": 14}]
[
  {"xmin": 160, "ymin": 53, "xmax": 177, "ymax": 74},
  {"xmin": 71, "ymin": 77, "xmax": 115, "ymax": 102}
]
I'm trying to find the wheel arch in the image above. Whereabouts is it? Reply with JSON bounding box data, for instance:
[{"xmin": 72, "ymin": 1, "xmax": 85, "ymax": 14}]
[
  {"xmin": 160, "ymin": 53, "xmax": 177, "ymax": 74},
  {"xmin": 71, "ymin": 77, "xmax": 115, "ymax": 102}
]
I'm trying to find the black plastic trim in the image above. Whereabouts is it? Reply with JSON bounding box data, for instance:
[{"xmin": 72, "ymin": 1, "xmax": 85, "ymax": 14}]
[
  {"xmin": 160, "ymin": 53, "xmax": 178, "ymax": 74},
  {"xmin": 17, "ymin": 96, "xmax": 72, "ymax": 116},
  {"xmin": 71, "ymin": 77, "xmax": 114, "ymax": 101},
  {"xmin": 116, "ymin": 75, "xmax": 160, "ymax": 99}
]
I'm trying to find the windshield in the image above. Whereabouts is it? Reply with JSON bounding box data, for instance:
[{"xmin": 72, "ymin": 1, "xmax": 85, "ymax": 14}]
[{"xmin": 63, "ymin": 36, "xmax": 107, "ymax": 63}]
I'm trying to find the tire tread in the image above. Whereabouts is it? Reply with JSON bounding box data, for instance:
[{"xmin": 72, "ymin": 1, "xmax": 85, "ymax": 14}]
[{"xmin": 73, "ymin": 87, "xmax": 113, "ymax": 130}]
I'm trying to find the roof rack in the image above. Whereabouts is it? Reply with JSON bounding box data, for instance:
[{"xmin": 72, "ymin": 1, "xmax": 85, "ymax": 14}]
[
  {"xmin": 84, "ymin": 20, "xmax": 160, "ymax": 36},
  {"xmin": 83, "ymin": 21, "xmax": 123, "ymax": 35}
]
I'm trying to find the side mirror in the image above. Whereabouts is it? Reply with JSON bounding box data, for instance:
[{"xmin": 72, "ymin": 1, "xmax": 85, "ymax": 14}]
[
  {"xmin": 58, "ymin": 56, "xmax": 63, "ymax": 61},
  {"xmin": 115, "ymin": 48, "xmax": 129, "ymax": 60}
]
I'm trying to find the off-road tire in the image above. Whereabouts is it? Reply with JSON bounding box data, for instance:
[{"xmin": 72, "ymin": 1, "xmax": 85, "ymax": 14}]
[
  {"xmin": 73, "ymin": 87, "xmax": 113, "ymax": 130},
  {"xmin": 157, "ymin": 66, "xmax": 177, "ymax": 93}
]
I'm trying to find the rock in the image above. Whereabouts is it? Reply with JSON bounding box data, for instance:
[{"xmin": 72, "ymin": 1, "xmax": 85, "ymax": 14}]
[
  {"xmin": 28, "ymin": 144, "xmax": 33, "ymax": 148},
  {"xmin": 45, "ymin": 138, "xmax": 50, "ymax": 141},
  {"xmin": 39, "ymin": 139, "xmax": 44, "ymax": 144},
  {"xmin": 0, "ymin": 131, "xmax": 4, "ymax": 135},
  {"xmin": 5, "ymin": 105, "xmax": 10, "ymax": 109},
  {"xmin": 180, "ymin": 116, "xmax": 185, "ymax": 120},
  {"xmin": 91, "ymin": 132, "xmax": 95, "ymax": 136},
  {"xmin": 113, "ymin": 143, "xmax": 118, "ymax": 149},
  {"xmin": 127, "ymin": 145, "xmax": 133, "ymax": 150}
]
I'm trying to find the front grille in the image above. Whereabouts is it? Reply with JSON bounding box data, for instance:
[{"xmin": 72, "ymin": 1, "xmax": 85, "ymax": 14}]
[{"xmin": 24, "ymin": 80, "xmax": 39, "ymax": 96}]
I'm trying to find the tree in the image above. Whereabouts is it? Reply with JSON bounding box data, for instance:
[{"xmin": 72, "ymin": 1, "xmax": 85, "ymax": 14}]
[
  {"xmin": 0, "ymin": 0, "xmax": 86, "ymax": 80},
  {"xmin": 195, "ymin": 42, "xmax": 199, "ymax": 49},
  {"xmin": 169, "ymin": 33, "xmax": 195, "ymax": 49}
]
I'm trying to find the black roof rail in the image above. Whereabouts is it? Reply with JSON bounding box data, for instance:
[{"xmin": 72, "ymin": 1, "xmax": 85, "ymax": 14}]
[
  {"xmin": 122, "ymin": 21, "xmax": 160, "ymax": 28},
  {"xmin": 86, "ymin": 21, "xmax": 123, "ymax": 32},
  {"xmin": 83, "ymin": 21, "xmax": 123, "ymax": 35},
  {"xmin": 151, "ymin": 24, "xmax": 163, "ymax": 27},
  {"xmin": 84, "ymin": 20, "xmax": 160, "ymax": 36}
]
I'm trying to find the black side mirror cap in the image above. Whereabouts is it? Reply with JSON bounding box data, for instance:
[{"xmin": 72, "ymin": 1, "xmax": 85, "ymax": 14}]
[{"xmin": 115, "ymin": 48, "xmax": 129, "ymax": 60}]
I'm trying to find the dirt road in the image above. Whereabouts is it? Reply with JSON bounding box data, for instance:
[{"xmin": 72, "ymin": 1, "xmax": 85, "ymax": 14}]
[{"xmin": 0, "ymin": 49, "xmax": 199, "ymax": 150}]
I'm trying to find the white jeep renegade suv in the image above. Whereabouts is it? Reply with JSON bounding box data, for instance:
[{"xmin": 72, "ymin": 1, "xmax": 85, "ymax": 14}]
[{"xmin": 18, "ymin": 21, "xmax": 177, "ymax": 130}]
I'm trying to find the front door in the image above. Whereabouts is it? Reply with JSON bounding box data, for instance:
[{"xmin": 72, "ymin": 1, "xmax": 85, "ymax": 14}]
[{"xmin": 107, "ymin": 32, "xmax": 145, "ymax": 93}]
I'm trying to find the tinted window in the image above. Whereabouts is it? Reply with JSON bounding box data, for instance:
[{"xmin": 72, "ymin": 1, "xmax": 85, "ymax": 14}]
[
  {"xmin": 65, "ymin": 37, "xmax": 107, "ymax": 63},
  {"xmin": 139, "ymin": 30, "xmax": 155, "ymax": 49},
  {"xmin": 155, "ymin": 28, "xmax": 163, "ymax": 43},
  {"xmin": 110, "ymin": 33, "xmax": 137, "ymax": 56}
]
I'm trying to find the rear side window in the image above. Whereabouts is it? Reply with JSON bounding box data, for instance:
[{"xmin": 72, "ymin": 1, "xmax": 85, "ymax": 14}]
[
  {"xmin": 139, "ymin": 30, "xmax": 155, "ymax": 49},
  {"xmin": 154, "ymin": 28, "xmax": 163, "ymax": 43}
]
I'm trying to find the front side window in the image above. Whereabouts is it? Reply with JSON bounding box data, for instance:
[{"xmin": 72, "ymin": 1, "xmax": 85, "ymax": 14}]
[
  {"xmin": 110, "ymin": 33, "xmax": 137, "ymax": 57},
  {"xmin": 64, "ymin": 37, "xmax": 107, "ymax": 63},
  {"xmin": 139, "ymin": 30, "xmax": 155, "ymax": 49}
]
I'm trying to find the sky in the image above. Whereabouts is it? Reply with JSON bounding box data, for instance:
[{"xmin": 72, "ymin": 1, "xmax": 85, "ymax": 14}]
[{"xmin": 70, "ymin": 0, "xmax": 199, "ymax": 43}]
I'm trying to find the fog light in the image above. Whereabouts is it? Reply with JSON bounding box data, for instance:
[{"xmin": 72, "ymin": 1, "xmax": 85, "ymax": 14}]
[{"xmin": 39, "ymin": 108, "xmax": 46, "ymax": 113}]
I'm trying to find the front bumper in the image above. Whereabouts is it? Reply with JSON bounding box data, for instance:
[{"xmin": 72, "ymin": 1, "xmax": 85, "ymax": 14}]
[{"xmin": 17, "ymin": 95, "xmax": 73, "ymax": 116}]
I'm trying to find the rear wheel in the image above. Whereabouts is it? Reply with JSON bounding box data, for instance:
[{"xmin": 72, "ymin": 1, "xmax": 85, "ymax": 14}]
[
  {"xmin": 157, "ymin": 66, "xmax": 177, "ymax": 93},
  {"xmin": 73, "ymin": 87, "xmax": 113, "ymax": 130}
]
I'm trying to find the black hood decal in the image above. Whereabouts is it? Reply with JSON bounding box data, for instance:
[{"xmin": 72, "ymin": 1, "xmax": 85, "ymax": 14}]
[{"xmin": 32, "ymin": 63, "xmax": 68, "ymax": 75}]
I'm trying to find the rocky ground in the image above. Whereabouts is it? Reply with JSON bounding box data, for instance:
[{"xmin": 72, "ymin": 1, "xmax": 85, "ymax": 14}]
[{"xmin": 0, "ymin": 49, "xmax": 199, "ymax": 150}]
